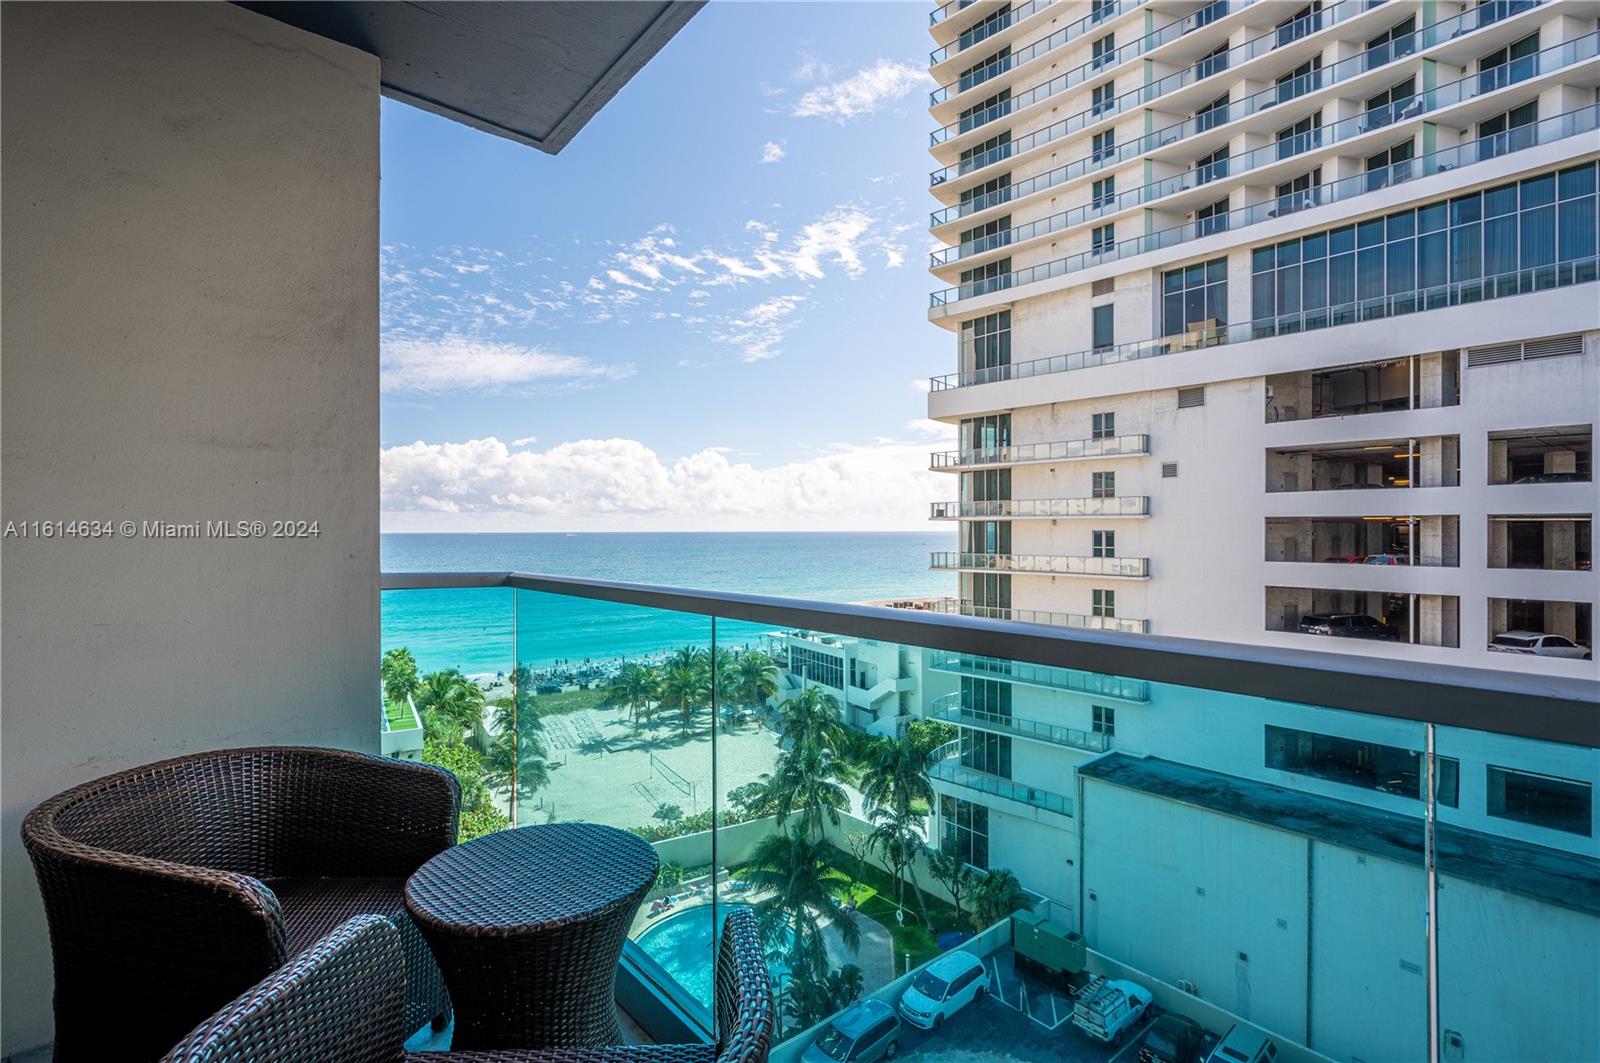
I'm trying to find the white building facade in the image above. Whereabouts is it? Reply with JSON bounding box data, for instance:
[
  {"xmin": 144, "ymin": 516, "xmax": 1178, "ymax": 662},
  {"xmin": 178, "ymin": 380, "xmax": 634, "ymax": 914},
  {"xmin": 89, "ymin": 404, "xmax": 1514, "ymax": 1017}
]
[{"xmin": 917, "ymin": 3, "xmax": 1600, "ymax": 1059}]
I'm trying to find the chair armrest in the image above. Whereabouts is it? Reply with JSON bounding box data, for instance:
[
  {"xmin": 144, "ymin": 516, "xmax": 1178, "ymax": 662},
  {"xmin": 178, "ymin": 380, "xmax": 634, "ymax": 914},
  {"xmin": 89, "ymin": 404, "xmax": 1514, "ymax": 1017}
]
[
  {"xmin": 412, "ymin": 1049, "xmax": 715, "ymax": 1062},
  {"xmin": 277, "ymin": 748, "xmax": 461, "ymax": 877},
  {"xmin": 24, "ymin": 820, "xmax": 290, "ymax": 1060},
  {"xmin": 163, "ymin": 915, "xmax": 407, "ymax": 1062}
]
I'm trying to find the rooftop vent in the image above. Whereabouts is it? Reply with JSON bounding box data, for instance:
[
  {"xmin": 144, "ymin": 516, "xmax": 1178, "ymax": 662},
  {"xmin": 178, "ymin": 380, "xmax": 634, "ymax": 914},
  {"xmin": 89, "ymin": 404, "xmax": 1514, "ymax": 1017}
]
[
  {"xmin": 1467, "ymin": 333, "xmax": 1583, "ymax": 367},
  {"xmin": 1177, "ymin": 386, "xmax": 1205, "ymax": 409}
]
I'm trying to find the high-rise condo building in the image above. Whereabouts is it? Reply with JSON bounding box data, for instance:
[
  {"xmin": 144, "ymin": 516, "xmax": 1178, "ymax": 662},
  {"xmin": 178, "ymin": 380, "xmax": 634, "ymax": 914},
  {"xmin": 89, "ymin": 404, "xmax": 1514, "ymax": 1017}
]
[{"xmin": 917, "ymin": 4, "xmax": 1600, "ymax": 1059}]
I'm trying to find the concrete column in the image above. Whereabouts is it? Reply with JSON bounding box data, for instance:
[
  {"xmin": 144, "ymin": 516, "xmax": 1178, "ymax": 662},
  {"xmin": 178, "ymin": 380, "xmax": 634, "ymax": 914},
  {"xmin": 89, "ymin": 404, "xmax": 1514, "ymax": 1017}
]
[
  {"xmin": 1419, "ymin": 437, "xmax": 1443, "ymax": 488},
  {"xmin": 1489, "ymin": 439, "xmax": 1510, "ymax": 484},
  {"xmin": 1419, "ymin": 517, "xmax": 1445, "ymax": 566},
  {"xmin": 1546, "ymin": 601, "xmax": 1579, "ymax": 640},
  {"xmin": 1488, "ymin": 519, "xmax": 1509, "ymax": 568},
  {"xmin": 1544, "ymin": 521, "xmax": 1577, "ymax": 570},
  {"xmin": 1544, "ymin": 450, "xmax": 1577, "ymax": 475}
]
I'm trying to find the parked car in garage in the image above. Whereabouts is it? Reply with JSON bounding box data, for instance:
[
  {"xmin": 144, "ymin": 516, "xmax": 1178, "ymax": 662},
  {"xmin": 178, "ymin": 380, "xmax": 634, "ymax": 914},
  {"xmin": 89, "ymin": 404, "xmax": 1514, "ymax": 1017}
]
[
  {"xmin": 1205, "ymin": 1024, "xmax": 1279, "ymax": 1063},
  {"xmin": 1138, "ymin": 1013, "xmax": 1211, "ymax": 1063},
  {"xmin": 804, "ymin": 999, "xmax": 902, "ymax": 1063},
  {"xmin": 1321, "ymin": 554, "xmax": 1366, "ymax": 563},
  {"xmin": 1363, "ymin": 553, "xmax": 1411, "ymax": 565},
  {"xmin": 1488, "ymin": 631, "xmax": 1592, "ymax": 660},
  {"xmin": 1298, "ymin": 614, "xmax": 1402, "ymax": 640},
  {"xmin": 897, "ymin": 950, "xmax": 989, "ymax": 1030},
  {"xmin": 1512, "ymin": 471, "xmax": 1588, "ymax": 484}
]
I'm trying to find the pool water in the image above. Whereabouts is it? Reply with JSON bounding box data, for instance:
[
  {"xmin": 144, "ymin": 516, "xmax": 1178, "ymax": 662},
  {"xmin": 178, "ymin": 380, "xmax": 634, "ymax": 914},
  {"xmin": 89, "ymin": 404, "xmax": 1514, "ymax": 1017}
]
[{"xmin": 634, "ymin": 903, "xmax": 791, "ymax": 1009}]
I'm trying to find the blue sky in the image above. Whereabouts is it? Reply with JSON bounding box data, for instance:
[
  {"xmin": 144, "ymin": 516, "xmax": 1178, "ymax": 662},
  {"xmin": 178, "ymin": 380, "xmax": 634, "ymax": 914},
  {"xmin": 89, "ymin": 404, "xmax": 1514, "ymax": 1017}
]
[{"xmin": 380, "ymin": 2, "xmax": 955, "ymax": 532}]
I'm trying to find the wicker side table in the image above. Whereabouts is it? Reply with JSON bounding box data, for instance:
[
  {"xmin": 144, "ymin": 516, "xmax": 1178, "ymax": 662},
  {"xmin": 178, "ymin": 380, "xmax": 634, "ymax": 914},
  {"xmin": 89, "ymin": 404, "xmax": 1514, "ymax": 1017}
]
[{"xmin": 405, "ymin": 822, "xmax": 659, "ymax": 1051}]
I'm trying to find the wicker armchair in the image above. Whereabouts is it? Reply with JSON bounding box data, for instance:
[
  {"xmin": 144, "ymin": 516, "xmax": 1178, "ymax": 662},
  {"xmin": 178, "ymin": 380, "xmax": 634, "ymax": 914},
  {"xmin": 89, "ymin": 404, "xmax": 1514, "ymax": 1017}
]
[
  {"xmin": 162, "ymin": 909, "xmax": 775, "ymax": 1063},
  {"xmin": 23, "ymin": 746, "xmax": 460, "ymax": 1062}
]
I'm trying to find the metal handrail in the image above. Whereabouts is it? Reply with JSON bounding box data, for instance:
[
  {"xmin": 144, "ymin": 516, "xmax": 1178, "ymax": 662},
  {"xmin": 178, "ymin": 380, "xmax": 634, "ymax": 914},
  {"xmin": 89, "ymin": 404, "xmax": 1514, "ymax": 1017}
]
[
  {"xmin": 931, "ymin": 435, "xmax": 1150, "ymax": 468},
  {"xmin": 930, "ymin": 0, "xmax": 1069, "ymax": 57},
  {"xmin": 930, "ymin": 252, "xmax": 1600, "ymax": 391},
  {"xmin": 928, "ymin": 755, "xmax": 1076, "ymax": 815},
  {"xmin": 929, "ymin": 106, "xmax": 1600, "ymax": 308},
  {"xmin": 931, "ymin": 552, "xmax": 1150, "ymax": 577},
  {"xmin": 929, "ymin": 29, "xmax": 1586, "ymax": 264},
  {"xmin": 929, "ymin": 0, "xmax": 1391, "ymax": 147},
  {"xmin": 929, "ymin": 693, "xmax": 1114, "ymax": 752},
  {"xmin": 379, "ymin": 573, "xmax": 1599, "ymax": 744},
  {"xmin": 928, "ymin": 0, "xmax": 1554, "ymax": 215},
  {"xmin": 931, "ymin": 497, "xmax": 1151, "ymax": 518},
  {"xmin": 928, "ymin": 599, "xmax": 1151, "ymax": 634},
  {"xmin": 930, "ymin": 0, "xmax": 1152, "ymax": 103}
]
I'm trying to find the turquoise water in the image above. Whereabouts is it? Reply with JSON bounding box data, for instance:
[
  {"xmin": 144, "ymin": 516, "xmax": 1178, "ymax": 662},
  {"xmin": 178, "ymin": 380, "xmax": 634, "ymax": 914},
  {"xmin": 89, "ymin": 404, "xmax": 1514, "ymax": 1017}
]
[
  {"xmin": 634, "ymin": 903, "xmax": 789, "ymax": 1009},
  {"xmin": 381, "ymin": 531, "xmax": 953, "ymax": 675}
]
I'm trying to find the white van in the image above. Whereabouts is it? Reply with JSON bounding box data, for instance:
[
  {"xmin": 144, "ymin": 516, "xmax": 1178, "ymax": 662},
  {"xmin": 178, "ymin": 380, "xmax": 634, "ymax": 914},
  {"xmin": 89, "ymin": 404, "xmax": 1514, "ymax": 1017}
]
[
  {"xmin": 1206, "ymin": 1025, "xmax": 1279, "ymax": 1063},
  {"xmin": 896, "ymin": 951, "xmax": 990, "ymax": 1029}
]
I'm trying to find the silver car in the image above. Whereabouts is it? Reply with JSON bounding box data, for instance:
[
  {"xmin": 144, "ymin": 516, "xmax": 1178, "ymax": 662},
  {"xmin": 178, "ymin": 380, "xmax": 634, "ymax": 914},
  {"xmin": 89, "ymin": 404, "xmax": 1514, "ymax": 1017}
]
[
  {"xmin": 802, "ymin": 999, "xmax": 902, "ymax": 1063},
  {"xmin": 1488, "ymin": 631, "xmax": 1592, "ymax": 660}
]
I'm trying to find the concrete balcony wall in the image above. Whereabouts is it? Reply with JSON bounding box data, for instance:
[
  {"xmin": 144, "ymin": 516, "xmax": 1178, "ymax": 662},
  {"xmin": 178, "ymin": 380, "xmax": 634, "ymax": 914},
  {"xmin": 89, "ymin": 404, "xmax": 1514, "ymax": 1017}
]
[{"xmin": 1, "ymin": 4, "xmax": 380, "ymax": 1053}]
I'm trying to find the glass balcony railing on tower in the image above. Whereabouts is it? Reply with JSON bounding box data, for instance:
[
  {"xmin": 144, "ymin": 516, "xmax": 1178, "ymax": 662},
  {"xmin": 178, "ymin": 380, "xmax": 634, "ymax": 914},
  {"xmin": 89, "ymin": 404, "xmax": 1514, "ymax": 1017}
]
[{"xmin": 381, "ymin": 573, "xmax": 1597, "ymax": 1062}]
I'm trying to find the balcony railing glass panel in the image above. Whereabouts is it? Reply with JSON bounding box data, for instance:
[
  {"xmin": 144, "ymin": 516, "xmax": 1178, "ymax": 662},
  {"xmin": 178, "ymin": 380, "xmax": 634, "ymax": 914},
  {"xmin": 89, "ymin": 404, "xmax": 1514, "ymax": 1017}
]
[
  {"xmin": 931, "ymin": 551, "xmax": 1151, "ymax": 577},
  {"xmin": 382, "ymin": 574, "xmax": 1595, "ymax": 1061},
  {"xmin": 930, "ymin": 435, "xmax": 1151, "ymax": 468},
  {"xmin": 930, "ymin": 497, "xmax": 1150, "ymax": 518}
]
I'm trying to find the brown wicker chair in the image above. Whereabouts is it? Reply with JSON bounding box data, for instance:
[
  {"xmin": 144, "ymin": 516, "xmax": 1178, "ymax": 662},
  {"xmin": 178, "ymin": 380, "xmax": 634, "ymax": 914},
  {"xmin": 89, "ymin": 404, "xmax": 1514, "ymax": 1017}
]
[
  {"xmin": 23, "ymin": 746, "xmax": 460, "ymax": 1062},
  {"xmin": 162, "ymin": 908, "xmax": 775, "ymax": 1063}
]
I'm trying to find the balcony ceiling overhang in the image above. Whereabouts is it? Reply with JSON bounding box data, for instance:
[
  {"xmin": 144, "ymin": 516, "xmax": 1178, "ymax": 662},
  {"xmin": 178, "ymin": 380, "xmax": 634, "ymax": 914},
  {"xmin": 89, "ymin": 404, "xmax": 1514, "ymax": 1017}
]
[{"xmin": 235, "ymin": 1, "xmax": 702, "ymax": 153}]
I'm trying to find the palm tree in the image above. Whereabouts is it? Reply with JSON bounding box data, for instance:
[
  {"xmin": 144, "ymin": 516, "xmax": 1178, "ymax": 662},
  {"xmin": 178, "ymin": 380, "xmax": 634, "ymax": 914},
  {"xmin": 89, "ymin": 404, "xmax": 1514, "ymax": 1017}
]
[
  {"xmin": 782, "ymin": 963, "xmax": 863, "ymax": 1037},
  {"xmin": 969, "ymin": 868, "xmax": 1034, "ymax": 932},
  {"xmin": 760, "ymin": 741, "xmax": 851, "ymax": 837},
  {"xmin": 743, "ymin": 831, "xmax": 859, "ymax": 981},
  {"xmin": 866, "ymin": 805, "xmax": 933, "ymax": 928},
  {"xmin": 381, "ymin": 648, "xmax": 422, "ymax": 707},
  {"xmin": 415, "ymin": 669, "xmax": 486, "ymax": 737},
  {"xmin": 483, "ymin": 728, "xmax": 549, "ymax": 804},
  {"xmin": 776, "ymin": 684, "xmax": 844, "ymax": 754},
  {"xmin": 926, "ymin": 848, "xmax": 976, "ymax": 926},
  {"xmin": 859, "ymin": 733, "xmax": 936, "ymax": 816},
  {"xmin": 728, "ymin": 649, "xmax": 779, "ymax": 725},
  {"xmin": 656, "ymin": 655, "xmax": 709, "ymax": 736},
  {"xmin": 604, "ymin": 661, "xmax": 658, "ymax": 725}
]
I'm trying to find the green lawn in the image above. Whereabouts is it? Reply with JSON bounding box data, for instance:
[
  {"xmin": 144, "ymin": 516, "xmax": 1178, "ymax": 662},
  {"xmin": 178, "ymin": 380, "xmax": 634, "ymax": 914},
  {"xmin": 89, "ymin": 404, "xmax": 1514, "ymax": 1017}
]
[
  {"xmin": 384, "ymin": 698, "xmax": 419, "ymax": 732},
  {"xmin": 821, "ymin": 844, "xmax": 967, "ymax": 970},
  {"xmin": 522, "ymin": 686, "xmax": 609, "ymax": 718}
]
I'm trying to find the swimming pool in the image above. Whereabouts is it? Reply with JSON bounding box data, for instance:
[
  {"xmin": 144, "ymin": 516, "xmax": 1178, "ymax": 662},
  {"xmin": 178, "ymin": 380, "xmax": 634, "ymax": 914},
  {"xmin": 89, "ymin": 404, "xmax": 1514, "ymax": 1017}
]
[{"xmin": 634, "ymin": 903, "xmax": 790, "ymax": 1009}]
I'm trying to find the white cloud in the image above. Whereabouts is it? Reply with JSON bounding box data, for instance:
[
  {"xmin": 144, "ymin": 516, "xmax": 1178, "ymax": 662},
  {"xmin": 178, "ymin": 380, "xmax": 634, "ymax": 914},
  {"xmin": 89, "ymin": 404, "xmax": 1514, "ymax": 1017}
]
[
  {"xmin": 759, "ymin": 141, "xmax": 787, "ymax": 164},
  {"xmin": 381, "ymin": 434, "xmax": 950, "ymax": 531},
  {"xmin": 791, "ymin": 60, "xmax": 928, "ymax": 122},
  {"xmin": 716, "ymin": 295, "xmax": 807, "ymax": 362},
  {"xmin": 511, "ymin": 436, "xmax": 539, "ymax": 447},
  {"xmin": 381, "ymin": 336, "xmax": 633, "ymax": 394}
]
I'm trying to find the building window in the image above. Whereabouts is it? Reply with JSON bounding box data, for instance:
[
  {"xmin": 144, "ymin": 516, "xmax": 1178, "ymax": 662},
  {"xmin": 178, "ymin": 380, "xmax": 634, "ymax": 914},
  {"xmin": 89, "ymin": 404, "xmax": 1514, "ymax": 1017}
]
[
  {"xmin": 1276, "ymin": 2, "xmax": 1322, "ymax": 47},
  {"xmin": 958, "ymin": 89, "xmax": 1011, "ymax": 135},
  {"xmin": 1276, "ymin": 113, "xmax": 1322, "ymax": 160},
  {"xmin": 1435, "ymin": 756, "xmax": 1460, "ymax": 809},
  {"xmin": 959, "ymin": 215, "xmax": 1009, "ymax": 255},
  {"xmin": 962, "ymin": 676, "xmax": 1011, "ymax": 718},
  {"xmin": 1092, "ymin": 176, "xmax": 1115, "ymax": 209},
  {"xmin": 1195, "ymin": 41, "xmax": 1228, "ymax": 80},
  {"xmin": 959, "ymin": 131, "xmax": 1011, "ymax": 176},
  {"xmin": 1092, "ymin": 129, "xmax": 1115, "ymax": 164},
  {"xmin": 958, "ymin": 47, "xmax": 1011, "ymax": 95},
  {"xmin": 940, "ymin": 795, "xmax": 989, "ymax": 868},
  {"xmin": 1275, "ymin": 167, "xmax": 1322, "ymax": 214},
  {"xmin": 1250, "ymin": 162, "xmax": 1599, "ymax": 330},
  {"xmin": 788, "ymin": 645, "xmax": 844, "ymax": 690},
  {"xmin": 962, "ymin": 727, "xmax": 1011, "ymax": 778},
  {"xmin": 1092, "ymin": 530, "xmax": 1115, "ymax": 557},
  {"xmin": 1477, "ymin": 100, "xmax": 1538, "ymax": 159},
  {"xmin": 1487, "ymin": 766, "xmax": 1592, "ymax": 836},
  {"xmin": 1365, "ymin": 76, "xmax": 1416, "ymax": 129},
  {"xmin": 960, "ymin": 257, "xmax": 1011, "ymax": 298},
  {"xmin": 1091, "ymin": 33, "xmax": 1115, "ymax": 69},
  {"xmin": 1196, "ymin": 196, "xmax": 1230, "ymax": 237},
  {"xmin": 1092, "ymin": 305, "xmax": 1115, "ymax": 351},
  {"xmin": 1092, "ymin": 411, "xmax": 1115, "ymax": 439},
  {"xmin": 1264, "ymin": 725, "xmax": 1443, "ymax": 800},
  {"xmin": 957, "ymin": 4, "xmax": 1012, "ymax": 54},
  {"xmin": 962, "ymin": 311, "xmax": 1012, "ymax": 373},
  {"xmin": 1092, "ymin": 223, "xmax": 1115, "ymax": 254},
  {"xmin": 1091, "ymin": 80, "xmax": 1115, "ymax": 117},
  {"xmin": 966, "ymin": 572, "xmax": 1010, "ymax": 613},
  {"xmin": 1161, "ymin": 258, "xmax": 1228, "ymax": 337},
  {"xmin": 1479, "ymin": 32, "xmax": 1539, "ymax": 91},
  {"xmin": 1365, "ymin": 15, "xmax": 1417, "ymax": 70},
  {"xmin": 1194, "ymin": 145, "xmax": 1230, "ymax": 185},
  {"xmin": 1092, "ymin": 471, "xmax": 1116, "ymax": 498},
  {"xmin": 1194, "ymin": 92, "xmax": 1230, "ymax": 132},
  {"xmin": 1276, "ymin": 58, "xmax": 1321, "ymax": 105},
  {"xmin": 960, "ymin": 173, "xmax": 1011, "ymax": 211},
  {"xmin": 1092, "ymin": 705, "xmax": 1116, "ymax": 737},
  {"xmin": 1090, "ymin": 0, "xmax": 1114, "ymax": 22},
  {"xmin": 961, "ymin": 468, "xmax": 1010, "ymax": 504},
  {"xmin": 1365, "ymin": 140, "xmax": 1416, "ymax": 192},
  {"xmin": 960, "ymin": 413, "xmax": 1011, "ymax": 453},
  {"xmin": 1092, "ymin": 589, "xmax": 1115, "ymax": 617}
]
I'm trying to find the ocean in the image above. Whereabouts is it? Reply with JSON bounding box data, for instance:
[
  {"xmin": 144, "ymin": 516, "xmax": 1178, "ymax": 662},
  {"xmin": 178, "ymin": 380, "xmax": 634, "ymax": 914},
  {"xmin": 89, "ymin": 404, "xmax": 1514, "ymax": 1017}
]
[{"xmin": 381, "ymin": 531, "xmax": 955, "ymax": 676}]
